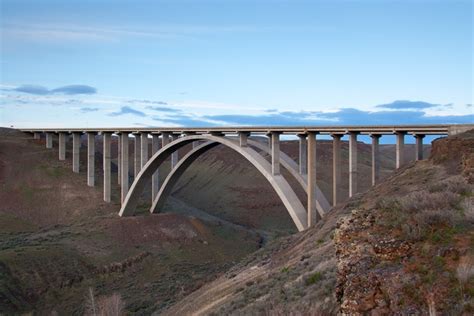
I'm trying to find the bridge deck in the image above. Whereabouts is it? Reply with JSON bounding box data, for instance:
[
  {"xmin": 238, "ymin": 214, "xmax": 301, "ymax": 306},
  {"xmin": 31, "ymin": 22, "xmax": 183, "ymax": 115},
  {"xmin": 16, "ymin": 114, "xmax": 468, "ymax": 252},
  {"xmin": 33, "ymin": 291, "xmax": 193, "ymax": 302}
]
[{"xmin": 19, "ymin": 124, "xmax": 473, "ymax": 135}]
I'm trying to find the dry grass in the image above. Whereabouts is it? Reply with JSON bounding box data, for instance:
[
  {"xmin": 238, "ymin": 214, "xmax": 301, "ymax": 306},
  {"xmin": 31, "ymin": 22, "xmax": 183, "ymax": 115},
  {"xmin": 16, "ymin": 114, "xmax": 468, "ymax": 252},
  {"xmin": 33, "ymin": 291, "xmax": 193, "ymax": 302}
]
[
  {"xmin": 84, "ymin": 288, "xmax": 125, "ymax": 316},
  {"xmin": 457, "ymin": 256, "xmax": 474, "ymax": 285}
]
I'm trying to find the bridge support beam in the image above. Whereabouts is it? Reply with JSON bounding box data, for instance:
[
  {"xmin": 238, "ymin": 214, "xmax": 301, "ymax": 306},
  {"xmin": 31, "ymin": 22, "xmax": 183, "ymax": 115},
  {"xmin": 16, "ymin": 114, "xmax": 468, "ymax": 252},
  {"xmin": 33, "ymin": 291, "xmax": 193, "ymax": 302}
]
[
  {"xmin": 87, "ymin": 132, "xmax": 96, "ymax": 187},
  {"xmin": 34, "ymin": 132, "xmax": 41, "ymax": 140},
  {"xmin": 171, "ymin": 134, "xmax": 179, "ymax": 168},
  {"xmin": 349, "ymin": 132, "xmax": 358, "ymax": 197},
  {"xmin": 415, "ymin": 134, "xmax": 425, "ymax": 161},
  {"xmin": 239, "ymin": 132, "xmax": 249, "ymax": 147},
  {"xmin": 298, "ymin": 134, "xmax": 307, "ymax": 175},
  {"xmin": 117, "ymin": 134, "xmax": 121, "ymax": 185},
  {"xmin": 307, "ymin": 132, "xmax": 319, "ymax": 227},
  {"xmin": 152, "ymin": 134, "xmax": 160, "ymax": 201},
  {"xmin": 271, "ymin": 132, "xmax": 281, "ymax": 175},
  {"xmin": 396, "ymin": 132, "xmax": 405, "ymax": 169},
  {"xmin": 120, "ymin": 133, "xmax": 129, "ymax": 203},
  {"xmin": 72, "ymin": 132, "xmax": 81, "ymax": 173},
  {"xmin": 332, "ymin": 134, "xmax": 342, "ymax": 206},
  {"xmin": 58, "ymin": 132, "xmax": 67, "ymax": 160},
  {"xmin": 141, "ymin": 132, "xmax": 149, "ymax": 168},
  {"xmin": 371, "ymin": 134, "xmax": 381, "ymax": 186},
  {"xmin": 46, "ymin": 132, "xmax": 53, "ymax": 149},
  {"xmin": 134, "ymin": 134, "xmax": 141, "ymax": 177},
  {"xmin": 103, "ymin": 132, "xmax": 112, "ymax": 202}
]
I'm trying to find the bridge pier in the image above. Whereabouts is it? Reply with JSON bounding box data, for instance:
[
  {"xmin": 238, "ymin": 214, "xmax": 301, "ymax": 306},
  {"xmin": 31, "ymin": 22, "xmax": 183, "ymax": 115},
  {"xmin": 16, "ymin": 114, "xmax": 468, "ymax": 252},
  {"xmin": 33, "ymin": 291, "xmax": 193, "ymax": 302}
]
[
  {"xmin": 171, "ymin": 134, "xmax": 179, "ymax": 168},
  {"xmin": 349, "ymin": 132, "xmax": 358, "ymax": 197},
  {"xmin": 46, "ymin": 132, "xmax": 53, "ymax": 149},
  {"xmin": 72, "ymin": 132, "xmax": 81, "ymax": 173},
  {"xmin": 103, "ymin": 132, "xmax": 112, "ymax": 202},
  {"xmin": 396, "ymin": 132, "xmax": 405, "ymax": 169},
  {"xmin": 298, "ymin": 134, "xmax": 307, "ymax": 175},
  {"xmin": 152, "ymin": 134, "xmax": 160, "ymax": 201},
  {"xmin": 87, "ymin": 132, "xmax": 96, "ymax": 187},
  {"xmin": 141, "ymin": 132, "xmax": 149, "ymax": 168},
  {"xmin": 134, "ymin": 133, "xmax": 141, "ymax": 177},
  {"xmin": 120, "ymin": 133, "xmax": 129, "ymax": 203},
  {"xmin": 371, "ymin": 134, "xmax": 381, "ymax": 186},
  {"xmin": 307, "ymin": 132, "xmax": 319, "ymax": 227},
  {"xmin": 58, "ymin": 132, "xmax": 67, "ymax": 160},
  {"xmin": 271, "ymin": 132, "xmax": 281, "ymax": 175},
  {"xmin": 239, "ymin": 131, "xmax": 249, "ymax": 147},
  {"xmin": 34, "ymin": 132, "xmax": 41, "ymax": 140},
  {"xmin": 415, "ymin": 134, "xmax": 425, "ymax": 161},
  {"xmin": 117, "ymin": 134, "xmax": 121, "ymax": 185},
  {"xmin": 332, "ymin": 134, "xmax": 342, "ymax": 206}
]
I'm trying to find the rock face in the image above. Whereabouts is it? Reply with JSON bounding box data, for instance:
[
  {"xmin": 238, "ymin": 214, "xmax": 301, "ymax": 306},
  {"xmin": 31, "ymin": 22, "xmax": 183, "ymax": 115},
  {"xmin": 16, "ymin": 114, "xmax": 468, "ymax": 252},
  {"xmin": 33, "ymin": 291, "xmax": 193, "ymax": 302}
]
[{"xmin": 334, "ymin": 130, "xmax": 474, "ymax": 315}]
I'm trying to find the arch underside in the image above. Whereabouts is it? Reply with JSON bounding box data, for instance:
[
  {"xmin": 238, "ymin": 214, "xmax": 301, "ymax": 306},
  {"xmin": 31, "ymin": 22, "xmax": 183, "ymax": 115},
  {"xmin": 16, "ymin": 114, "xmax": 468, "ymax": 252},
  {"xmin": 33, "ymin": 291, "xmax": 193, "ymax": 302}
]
[{"xmin": 119, "ymin": 135, "xmax": 330, "ymax": 231}]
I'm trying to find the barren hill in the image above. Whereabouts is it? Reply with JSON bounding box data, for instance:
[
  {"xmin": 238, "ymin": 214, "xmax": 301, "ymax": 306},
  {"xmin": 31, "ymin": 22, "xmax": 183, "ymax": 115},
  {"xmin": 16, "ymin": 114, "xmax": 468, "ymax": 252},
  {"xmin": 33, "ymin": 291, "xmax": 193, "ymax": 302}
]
[{"xmin": 163, "ymin": 130, "xmax": 473, "ymax": 315}]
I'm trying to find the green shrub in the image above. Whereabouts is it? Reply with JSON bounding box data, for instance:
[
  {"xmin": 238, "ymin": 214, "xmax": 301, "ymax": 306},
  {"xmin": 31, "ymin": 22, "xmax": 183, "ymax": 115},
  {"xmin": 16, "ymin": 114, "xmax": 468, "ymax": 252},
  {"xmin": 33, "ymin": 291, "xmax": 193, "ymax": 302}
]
[{"xmin": 305, "ymin": 272, "xmax": 322, "ymax": 286}]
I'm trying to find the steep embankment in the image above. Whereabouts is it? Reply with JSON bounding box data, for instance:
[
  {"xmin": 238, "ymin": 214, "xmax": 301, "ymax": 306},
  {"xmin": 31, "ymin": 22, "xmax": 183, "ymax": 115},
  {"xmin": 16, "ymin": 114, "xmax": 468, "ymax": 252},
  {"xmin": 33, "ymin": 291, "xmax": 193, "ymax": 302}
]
[
  {"xmin": 164, "ymin": 131, "xmax": 473, "ymax": 315},
  {"xmin": 0, "ymin": 129, "xmax": 260, "ymax": 314}
]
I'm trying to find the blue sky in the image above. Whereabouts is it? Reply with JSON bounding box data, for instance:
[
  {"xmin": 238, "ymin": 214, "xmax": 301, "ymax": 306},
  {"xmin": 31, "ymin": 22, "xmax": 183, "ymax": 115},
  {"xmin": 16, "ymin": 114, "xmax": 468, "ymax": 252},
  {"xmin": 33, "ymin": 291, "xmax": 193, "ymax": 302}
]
[{"xmin": 0, "ymin": 0, "xmax": 472, "ymax": 131}]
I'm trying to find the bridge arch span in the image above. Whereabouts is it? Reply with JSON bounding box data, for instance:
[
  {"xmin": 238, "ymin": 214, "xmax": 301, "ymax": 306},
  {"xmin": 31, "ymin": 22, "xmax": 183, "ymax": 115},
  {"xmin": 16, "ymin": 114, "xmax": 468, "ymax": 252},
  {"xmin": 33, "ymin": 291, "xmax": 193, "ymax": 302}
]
[{"xmin": 119, "ymin": 134, "xmax": 309, "ymax": 231}]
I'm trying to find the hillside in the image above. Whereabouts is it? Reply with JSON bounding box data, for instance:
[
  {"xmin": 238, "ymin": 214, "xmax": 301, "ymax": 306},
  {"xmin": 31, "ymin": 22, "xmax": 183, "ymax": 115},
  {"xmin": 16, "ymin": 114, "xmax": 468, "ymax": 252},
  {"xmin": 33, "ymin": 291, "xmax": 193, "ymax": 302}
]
[
  {"xmin": 164, "ymin": 130, "xmax": 473, "ymax": 315},
  {"xmin": 0, "ymin": 128, "xmax": 438, "ymax": 314}
]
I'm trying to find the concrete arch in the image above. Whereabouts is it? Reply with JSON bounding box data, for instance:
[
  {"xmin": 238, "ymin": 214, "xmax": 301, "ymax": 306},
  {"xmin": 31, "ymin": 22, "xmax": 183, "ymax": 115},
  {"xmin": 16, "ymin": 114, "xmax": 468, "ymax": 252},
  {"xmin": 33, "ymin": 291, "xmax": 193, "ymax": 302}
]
[
  {"xmin": 149, "ymin": 139, "xmax": 330, "ymax": 219},
  {"xmin": 246, "ymin": 139, "xmax": 330, "ymax": 214},
  {"xmin": 119, "ymin": 135, "xmax": 308, "ymax": 231}
]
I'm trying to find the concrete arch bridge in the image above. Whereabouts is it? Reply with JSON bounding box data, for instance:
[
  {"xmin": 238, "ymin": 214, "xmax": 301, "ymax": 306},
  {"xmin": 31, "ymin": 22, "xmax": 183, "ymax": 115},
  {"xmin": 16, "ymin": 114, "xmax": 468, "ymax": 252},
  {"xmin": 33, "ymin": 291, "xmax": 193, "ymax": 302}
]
[{"xmin": 21, "ymin": 124, "xmax": 472, "ymax": 231}]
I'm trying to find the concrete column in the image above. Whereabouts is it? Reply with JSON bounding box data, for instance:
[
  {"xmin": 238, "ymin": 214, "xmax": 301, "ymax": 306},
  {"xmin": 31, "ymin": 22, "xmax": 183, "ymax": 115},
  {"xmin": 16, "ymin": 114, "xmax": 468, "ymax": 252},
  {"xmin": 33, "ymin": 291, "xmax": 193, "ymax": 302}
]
[
  {"xmin": 103, "ymin": 132, "xmax": 112, "ymax": 203},
  {"xmin": 396, "ymin": 132, "xmax": 405, "ymax": 169},
  {"xmin": 298, "ymin": 134, "xmax": 307, "ymax": 175},
  {"xmin": 58, "ymin": 132, "xmax": 67, "ymax": 160},
  {"xmin": 87, "ymin": 132, "xmax": 96, "ymax": 187},
  {"xmin": 349, "ymin": 132, "xmax": 358, "ymax": 197},
  {"xmin": 72, "ymin": 132, "xmax": 81, "ymax": 173},
  {"xmin": 267, "ymin": 133, "xmax": 272, "ymax": 149},
  {"xmin": 239, "ymin": 132, "xmax": 249, "ymax": 147},
  {"xmin": 307, "ymin": 132, "xmax": 319, "ymax": 227},
  {"xmin": 152, "ymin": 134, "xmax": 160, "ymax": 201},
  {"xmin": 120, "ymin": 133, "xmax": 129, "ymax": 203},
  {"xmin": 117, "ymin": 134, "xmax": 121, "ymax": 185},
  {"xmin": 171, "ymin": 134, "xmax": 179, "ymax": 168},
  {"xmin": 134, "ymin": 134, "xmax": 141, "ymax": 177},
  {"xmin": 271, "ymin": 132, "xmax": 281, "ymax": 175},
  {"xmin": 46, "ymin": 132, "xmax": 53, "ymax": 149},
  {"xmin": 415, "ymin": 134, "xmax": 425, "ymax": 161},
  {"xmin": 371, "ymin": 134, "xmax": 381, "ymax": 186},
  {"xmin": 141, "ymin": 132, "xmax": 149, "ymax": 168},
  {"xmin": 34, "ymin": 132, "xmax": 41, "ymax": 140},
  {"xmin": 162, "ymin": 132, "xmax": 170, "ymax": 147},
  {"xmin": 331, "ymin": 134, "xmax": 342, "ymax": 206}
]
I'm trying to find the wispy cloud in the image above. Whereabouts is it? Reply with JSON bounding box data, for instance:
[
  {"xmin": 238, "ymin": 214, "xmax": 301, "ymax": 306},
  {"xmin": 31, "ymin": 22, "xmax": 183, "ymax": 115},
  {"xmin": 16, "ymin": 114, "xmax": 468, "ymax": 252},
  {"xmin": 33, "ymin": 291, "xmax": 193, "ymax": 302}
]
[
  {"xmin": 109, "ymin": 106, "xmax": 146, "ymax": 117},
  {"xmin": 376, "ymin": 100, "xmax": 443, "ymax": 110},
  {"xmin": 145, "ymin": 105, "xmax": 181, "ymax": 113},
  {"xmin": 12, "ymin": 84, "xmax": 96, "ymax": 95},
  {"xmin": 80, "ymin": 107, "xmax": 99, "ymax": 113}
]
